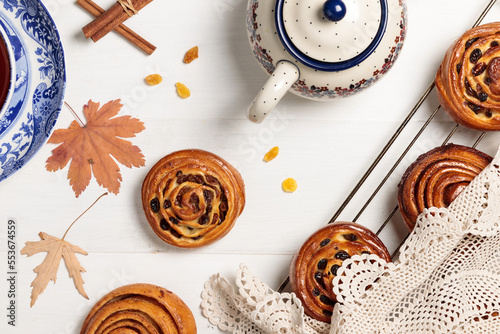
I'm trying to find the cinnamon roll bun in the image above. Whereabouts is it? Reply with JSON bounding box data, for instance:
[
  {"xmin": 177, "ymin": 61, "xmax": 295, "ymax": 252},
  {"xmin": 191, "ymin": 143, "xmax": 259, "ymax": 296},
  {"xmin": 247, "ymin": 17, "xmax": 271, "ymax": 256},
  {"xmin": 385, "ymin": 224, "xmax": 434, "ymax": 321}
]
[
  {"xmin": 142, "ymin": 149, "xmax": 245, "ymax": 248},
  {"xmin": 289, "ymin": 222, "xmax": 391, "ymax": 323},
  {"xmin": 398, "ymin": 144, "xmax": 491, "ymax": 230},
  {"xmin": 80, "ymin": 283, "xmax": 196, "ymax": 334},
  {"xmin": 436, "ymin": 22, "xmax": 500, "ymax": 131}
]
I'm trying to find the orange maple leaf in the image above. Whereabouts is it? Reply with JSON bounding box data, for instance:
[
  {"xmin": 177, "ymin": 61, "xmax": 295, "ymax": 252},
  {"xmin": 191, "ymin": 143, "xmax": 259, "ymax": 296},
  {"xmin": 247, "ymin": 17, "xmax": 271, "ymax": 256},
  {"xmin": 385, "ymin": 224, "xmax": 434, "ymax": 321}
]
[{"xmin": 46, "ymin": 100, "xmax": 145, "ymax": 197}]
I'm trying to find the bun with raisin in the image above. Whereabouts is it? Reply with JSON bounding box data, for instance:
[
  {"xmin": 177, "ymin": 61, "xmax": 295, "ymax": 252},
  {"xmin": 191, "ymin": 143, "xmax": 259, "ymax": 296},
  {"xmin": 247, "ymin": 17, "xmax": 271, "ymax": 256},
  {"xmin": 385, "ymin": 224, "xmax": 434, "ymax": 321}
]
[
  {"xmin": 436, "ymin": 22, "xmax": 500, "ymax": 131},
  {"xmin": 289, "ymin": 221, "xmax": 391, "ymax": 323},
  {"xmin": 142, "ymin": 149, "xmax": 245, "ymax": 248}
]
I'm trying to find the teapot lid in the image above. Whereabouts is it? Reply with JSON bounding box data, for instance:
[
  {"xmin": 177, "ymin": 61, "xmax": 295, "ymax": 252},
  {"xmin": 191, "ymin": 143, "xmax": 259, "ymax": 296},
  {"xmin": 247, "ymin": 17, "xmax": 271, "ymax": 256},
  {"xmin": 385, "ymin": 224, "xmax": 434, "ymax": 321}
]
[{"xmin": 276, "ymin": 0, "xmax": 388, "ymax": 71}]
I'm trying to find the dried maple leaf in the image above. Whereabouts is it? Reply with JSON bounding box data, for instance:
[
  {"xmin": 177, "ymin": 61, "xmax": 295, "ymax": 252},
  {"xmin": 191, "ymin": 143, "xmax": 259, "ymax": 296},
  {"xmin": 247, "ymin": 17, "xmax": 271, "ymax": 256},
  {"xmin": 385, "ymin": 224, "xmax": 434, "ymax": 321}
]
[
  {"xmin": 46, "ymin": 100, "xmax": 145, "ymax": 197},
  {"xmin": 21, "ymin": 232, "xmax": 88, "ymax": 307},
  {"xmin": 20, "ymin": 193, "xmax": 107, "ymax": 307}
]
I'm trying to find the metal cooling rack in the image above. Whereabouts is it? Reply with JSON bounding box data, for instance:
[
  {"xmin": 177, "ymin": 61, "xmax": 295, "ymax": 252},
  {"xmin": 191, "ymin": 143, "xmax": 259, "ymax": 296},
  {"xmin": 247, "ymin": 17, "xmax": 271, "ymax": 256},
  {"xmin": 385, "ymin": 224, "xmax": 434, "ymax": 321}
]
[{"xmin": 277, "ymin": 0, "xmax": 499, "ymax": 293}]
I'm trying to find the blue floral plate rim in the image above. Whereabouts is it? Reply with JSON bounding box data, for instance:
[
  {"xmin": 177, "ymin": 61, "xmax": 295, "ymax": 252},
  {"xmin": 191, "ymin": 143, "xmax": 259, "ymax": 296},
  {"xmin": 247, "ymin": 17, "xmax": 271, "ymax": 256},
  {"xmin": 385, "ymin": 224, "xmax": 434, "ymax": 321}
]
[{"xmin": 0, "ymin": 0, "xmax": 66, "ymax": 182}]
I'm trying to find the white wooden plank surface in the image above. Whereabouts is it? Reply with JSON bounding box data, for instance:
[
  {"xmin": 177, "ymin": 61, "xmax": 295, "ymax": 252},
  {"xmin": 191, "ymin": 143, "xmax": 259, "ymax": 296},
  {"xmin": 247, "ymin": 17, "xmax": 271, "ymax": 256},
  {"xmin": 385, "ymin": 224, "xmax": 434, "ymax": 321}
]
[{"xmin": 2, "ymin": 0, "xmax": 500, "ymax": 333}]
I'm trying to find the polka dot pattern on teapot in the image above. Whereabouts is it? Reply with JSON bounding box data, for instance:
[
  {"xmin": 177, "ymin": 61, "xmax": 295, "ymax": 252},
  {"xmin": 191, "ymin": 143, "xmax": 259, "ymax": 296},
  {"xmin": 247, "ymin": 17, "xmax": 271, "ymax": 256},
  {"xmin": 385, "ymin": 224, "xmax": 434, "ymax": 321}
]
[{"xmin": 281, "ymin": 0, "xmax": 384, "ymax": 64}]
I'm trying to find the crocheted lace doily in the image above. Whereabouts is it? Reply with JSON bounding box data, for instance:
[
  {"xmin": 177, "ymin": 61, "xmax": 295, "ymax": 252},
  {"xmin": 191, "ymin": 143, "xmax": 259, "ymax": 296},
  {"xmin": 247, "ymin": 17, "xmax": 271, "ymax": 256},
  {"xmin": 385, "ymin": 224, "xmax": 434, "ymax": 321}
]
[{"xmin": 201, "ymin": 147, "xmax": 500, "ymax": 334}]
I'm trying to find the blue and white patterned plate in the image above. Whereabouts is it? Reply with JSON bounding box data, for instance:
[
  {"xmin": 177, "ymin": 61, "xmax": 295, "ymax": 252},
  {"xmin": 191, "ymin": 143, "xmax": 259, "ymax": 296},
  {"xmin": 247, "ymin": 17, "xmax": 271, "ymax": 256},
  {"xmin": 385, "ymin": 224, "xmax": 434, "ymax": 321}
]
[{"xmin": 0, "ymin": 0, "xmax": 65, "ymax": 182}]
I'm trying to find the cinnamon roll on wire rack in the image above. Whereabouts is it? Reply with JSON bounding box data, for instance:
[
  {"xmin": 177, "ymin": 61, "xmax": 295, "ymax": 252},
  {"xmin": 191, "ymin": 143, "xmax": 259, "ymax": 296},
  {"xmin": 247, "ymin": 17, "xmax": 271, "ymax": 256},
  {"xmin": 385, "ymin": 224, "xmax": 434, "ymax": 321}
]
[
  {"xmin": 397, "ymin": 144, "xmax": 492, "ymax": 230},
  {"xmin": 289, "ymin": 222, "xmax": 391, "ymax": 323},
  {"xmin": 436, "ymin": 22, "xmax": 500, "ymax": 131}
]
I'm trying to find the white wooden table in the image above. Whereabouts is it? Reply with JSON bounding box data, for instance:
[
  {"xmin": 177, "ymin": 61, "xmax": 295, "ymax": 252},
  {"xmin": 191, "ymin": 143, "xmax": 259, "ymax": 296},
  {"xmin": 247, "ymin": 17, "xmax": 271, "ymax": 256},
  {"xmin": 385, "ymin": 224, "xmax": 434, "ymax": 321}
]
[{"xmin": 2, "ymin": 0, "xmax": 500, "ymax": 332}]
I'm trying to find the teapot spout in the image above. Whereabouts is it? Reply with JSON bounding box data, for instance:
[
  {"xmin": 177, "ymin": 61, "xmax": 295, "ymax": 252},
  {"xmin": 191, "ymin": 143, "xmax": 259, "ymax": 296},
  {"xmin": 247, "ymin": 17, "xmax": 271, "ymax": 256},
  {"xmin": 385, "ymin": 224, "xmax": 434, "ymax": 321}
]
[{"xmin": 247, "ymin": 61, "xmax": 299, "ymax": 123}]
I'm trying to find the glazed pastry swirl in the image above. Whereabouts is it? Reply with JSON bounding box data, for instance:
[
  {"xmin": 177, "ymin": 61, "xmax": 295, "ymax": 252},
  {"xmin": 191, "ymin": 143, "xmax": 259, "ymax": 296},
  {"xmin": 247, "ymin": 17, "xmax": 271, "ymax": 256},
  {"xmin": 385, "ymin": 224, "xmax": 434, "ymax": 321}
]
[
  {"xmin": 436, "ymin": 22, "xmax": 500, "ymax": 131},
  {"xmin": 289, "ymin": 222, "xmax": 391, "ymax": 323},
  {"xmin": 80, "ymin": 283, "xmax": 197, "ymax": 334},
  {"xmin": 142, "ymin": 149, "xmax": 245, "ymax": 248},
  {"xmin": 398, "ymin": 144, "xmax": 491, "ymax": 230}
]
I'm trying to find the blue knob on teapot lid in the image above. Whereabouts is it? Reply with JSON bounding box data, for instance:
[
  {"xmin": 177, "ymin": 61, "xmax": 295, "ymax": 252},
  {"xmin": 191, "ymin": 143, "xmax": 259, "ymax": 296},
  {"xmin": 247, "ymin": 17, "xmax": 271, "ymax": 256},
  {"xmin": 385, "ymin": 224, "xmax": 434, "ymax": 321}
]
[{"xmin": 322, "ymin": 0, "xmax": 346, "ymax": 22}]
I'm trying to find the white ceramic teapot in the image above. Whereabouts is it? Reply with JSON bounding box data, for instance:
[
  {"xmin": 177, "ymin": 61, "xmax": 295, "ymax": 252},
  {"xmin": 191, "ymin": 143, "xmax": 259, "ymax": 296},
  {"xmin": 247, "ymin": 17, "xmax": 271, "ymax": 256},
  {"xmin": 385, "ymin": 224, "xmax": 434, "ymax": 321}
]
[{"xmin": 246, "ymin": 0, "xmax": 407, "ymax": 123}]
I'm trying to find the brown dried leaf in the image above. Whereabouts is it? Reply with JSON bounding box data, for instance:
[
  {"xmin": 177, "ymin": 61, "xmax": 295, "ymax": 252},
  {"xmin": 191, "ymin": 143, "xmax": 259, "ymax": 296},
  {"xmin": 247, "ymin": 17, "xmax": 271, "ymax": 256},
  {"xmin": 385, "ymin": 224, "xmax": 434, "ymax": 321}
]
[
  {"xmin": 46, "ymin": 100, "xmax": 145, "ymax": 197},
  {"xmin": 20, "ymin": 232, "xmax": 88, "ymax": 307}
]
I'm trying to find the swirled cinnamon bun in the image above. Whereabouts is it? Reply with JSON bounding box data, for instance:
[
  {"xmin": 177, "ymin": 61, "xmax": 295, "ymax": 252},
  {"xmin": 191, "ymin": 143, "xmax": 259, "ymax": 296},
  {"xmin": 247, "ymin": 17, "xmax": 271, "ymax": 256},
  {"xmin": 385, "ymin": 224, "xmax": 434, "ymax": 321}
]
[
  {"xmin": 436, "ymin": 22, "xmax": 500, "ymax": 131},
  {"xmin": 289, "ymin": 222, "xmax": 391, "ymax": 323},
  {"xmin": 398, "ymin": 144, "xmax": 491, "ymax": 230},
  {"xmin": 142, "ymin": 149, "xmax": 245, "ymax": 248},
  {"xmin": 80, "ymin": 283, "xmax": 196, "ymax": 334}
]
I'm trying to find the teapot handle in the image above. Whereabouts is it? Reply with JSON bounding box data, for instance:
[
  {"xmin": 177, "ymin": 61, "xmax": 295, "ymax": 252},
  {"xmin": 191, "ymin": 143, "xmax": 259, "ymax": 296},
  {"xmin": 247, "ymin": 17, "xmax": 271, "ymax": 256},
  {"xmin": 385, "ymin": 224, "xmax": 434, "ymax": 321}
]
[{"xmin": 247, "ymin": 60, "xmax": 300, "ymax": 123}]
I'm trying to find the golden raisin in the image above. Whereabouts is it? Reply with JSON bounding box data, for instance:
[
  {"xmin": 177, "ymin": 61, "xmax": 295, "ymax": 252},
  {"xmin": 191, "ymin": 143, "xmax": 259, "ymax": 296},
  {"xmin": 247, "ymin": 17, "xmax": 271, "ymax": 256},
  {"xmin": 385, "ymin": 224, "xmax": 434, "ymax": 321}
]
[
  {"xmin": 175, "ymin": 82, "xmax": 191, "ymax": 99},
  {"xmin": 144, "ymin": 74, "xmax": 162, "ymax": 86},
  {"xmin": 264, "ymin": 146, "xmax": 279, "ymax": 162},
  {"xmin": 282, "ymin": 178, "xmax": 297, "ymax": 193},
  {"xmin": 183, "ymin": 46, "xmax": 199, "ymax": 64}
]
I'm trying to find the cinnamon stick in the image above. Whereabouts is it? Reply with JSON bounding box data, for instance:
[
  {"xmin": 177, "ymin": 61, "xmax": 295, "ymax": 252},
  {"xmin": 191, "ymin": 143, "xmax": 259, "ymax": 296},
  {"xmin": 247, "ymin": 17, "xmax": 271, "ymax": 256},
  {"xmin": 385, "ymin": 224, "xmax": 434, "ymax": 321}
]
[
  {"xmin": 76, "ymin": 0, "xmax": 156, "ymax": 55},
  {"xmin": 82, "ymin": 0, "xmax": 154, "ymax": 42}
]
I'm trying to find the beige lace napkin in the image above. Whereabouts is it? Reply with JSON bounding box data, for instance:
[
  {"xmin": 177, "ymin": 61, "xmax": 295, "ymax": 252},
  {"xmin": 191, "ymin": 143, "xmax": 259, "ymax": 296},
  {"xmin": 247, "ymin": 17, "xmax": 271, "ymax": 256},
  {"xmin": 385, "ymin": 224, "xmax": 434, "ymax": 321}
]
[{"xmin": 201, "ymin": 147, "xmax": 500, "ymax": 334}]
